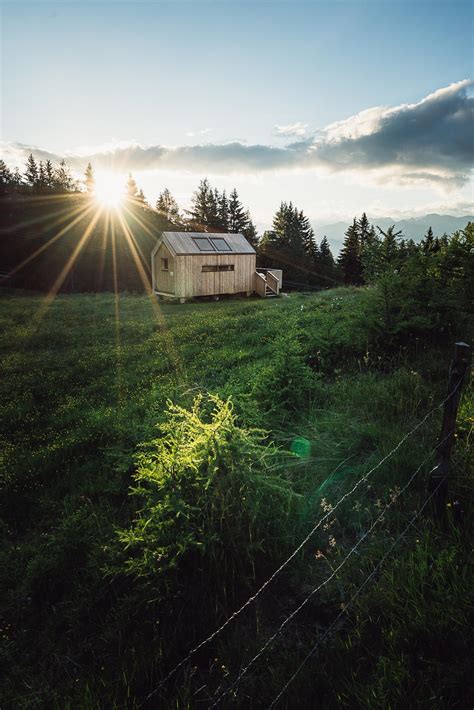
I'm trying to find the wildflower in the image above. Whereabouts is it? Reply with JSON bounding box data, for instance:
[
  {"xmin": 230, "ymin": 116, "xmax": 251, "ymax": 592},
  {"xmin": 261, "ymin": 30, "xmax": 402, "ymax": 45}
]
[
  {"xmin": 389, "ymin": 486, "xmax": 401, "ymax": 503},
  {"xmin": 375, "ymin": 498, "xmax": 383, "ymax": 509},
  {"xmin": 314, "ymin": 549, "xmax": 325, "ymax": 559},
  {"xmin": 320, "ymin": 497, "xmax": 333, "ymax": 513},
  {"xmin": 329, "ymin": 535, "xmax": 336, "ymax": 548}
]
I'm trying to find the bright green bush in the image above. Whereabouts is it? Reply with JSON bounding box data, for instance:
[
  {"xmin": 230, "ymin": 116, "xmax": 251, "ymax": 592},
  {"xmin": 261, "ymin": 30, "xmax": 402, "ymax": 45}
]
[{"xmin": 117, "ymin": 394, "xmax": 300, "ymax": 593}]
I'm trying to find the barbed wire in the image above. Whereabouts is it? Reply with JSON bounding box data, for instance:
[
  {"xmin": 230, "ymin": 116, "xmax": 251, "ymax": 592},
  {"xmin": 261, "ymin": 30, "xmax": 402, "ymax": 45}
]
[
  {"xmin": 266, "ymin": 475, "xmax": 447, "ymax": 709},
  {"xmin": 141, "ymin": 389, "xmax": 453, "ymax": 706},
  {"xmin": 210, "ymin": 438, "xmax": 442, "ymax": 708}
]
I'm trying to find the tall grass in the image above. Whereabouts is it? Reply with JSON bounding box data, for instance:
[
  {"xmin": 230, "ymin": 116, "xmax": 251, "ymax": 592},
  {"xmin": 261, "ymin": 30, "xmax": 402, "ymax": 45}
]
[{"xmin": 0, "ymin": 288, "xmax": 472, "ymax": 708}]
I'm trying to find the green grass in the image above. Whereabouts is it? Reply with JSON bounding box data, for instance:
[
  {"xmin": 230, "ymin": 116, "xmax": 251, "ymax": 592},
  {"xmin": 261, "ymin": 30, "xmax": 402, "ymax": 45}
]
[{"xmin": 0, "ymin": 288, "xmax": 472, "ymax": 708}]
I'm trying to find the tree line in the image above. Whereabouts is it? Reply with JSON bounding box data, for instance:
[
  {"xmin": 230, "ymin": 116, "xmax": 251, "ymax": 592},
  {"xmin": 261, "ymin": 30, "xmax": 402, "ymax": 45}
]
[
  {"xmin": 1, "ymin": 153, "xmax": 468, "ymax": 294},
  {"xmin": 338, "ymin": 213, "xmax": 453, "ymax": 286}
]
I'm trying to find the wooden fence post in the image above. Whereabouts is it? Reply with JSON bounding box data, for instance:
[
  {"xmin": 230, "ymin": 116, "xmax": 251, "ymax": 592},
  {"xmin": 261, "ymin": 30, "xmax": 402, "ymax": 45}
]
[{"xmin": 428, "ymin": 341, "xmax": 471, "ymax": 518}]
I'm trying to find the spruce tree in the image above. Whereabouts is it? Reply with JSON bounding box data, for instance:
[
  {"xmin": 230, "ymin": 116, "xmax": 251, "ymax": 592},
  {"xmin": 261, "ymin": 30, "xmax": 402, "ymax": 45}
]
[
  {"xmin": 377, "ymin": 225, "xmax": 403, "ymax": 267},
  {"xmin": 358, "ymin": 212, "xmax": 371, "ymax": 247},
  {"xmin": 359, "ymin": 216, "xmax": 381, "ymax": 283},
  {"xmin": 84, "ymin": 162, "xmax": 95, "ymax": 193},
  {"xmin": 259, "ymin": 201, "xmax": 310, "ymax": 286},
  {"xmin": 24, "ymin": 153, "xmax": 39, "ymax": 187},
  {"xmin": 156, "ymin": 188, "xmax": 181, "ymax": 229},
  {"xmin": 218, "ymin": 190, "xmax": 229, "ymax": 232},
  {"xmin": 55, "ymin": 160, "xmax": 74, "ymax": 192},
  {"xmin": 228, "ymin": 188, "xmax": 247, "ymax": 233},
  {"xmin": 38, "ymin": 161, "xmax": 47, "ymax": 191},
  {"xmin": 45, "ymin": 159, "xmax": 55, "ymax": 190},
  {"xmin": 127, "ymin": 173, "xmax": 138, "ymax": 198},
  {"xmin": 11, "ymin": 167, "xmax": 23, "ymax": 187},
  {"xmin": 188, "ymin": 178, "xmax": 213, "ymax": 230},
  {"xmin": 0, "ymin": 160, "xmax": 12, "ymax": 192},
  {"xmin": 421, "ymin": 226, "xmax": 435, "ymax": 253},
  {"xmin": 206, "ymin": 188, "xmax": 220, "ymax": 229},
  {"xmin": 242, "ymin": 211, "xmax": 258, "ymax": 249},
  {"xmin": 319, "ymin": 236, "xmax": 337, "ymax": 283},
  {"xmin": 338, "ymin": 219, "xmax": 362, "ymax": 285},
  {"xmin": 299, "ymin": 210, "xmax": 316, "ymax": 257}
]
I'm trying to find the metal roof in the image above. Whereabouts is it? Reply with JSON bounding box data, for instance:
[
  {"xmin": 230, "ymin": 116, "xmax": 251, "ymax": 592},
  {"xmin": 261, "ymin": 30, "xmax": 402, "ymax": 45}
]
[{"xmin": 154, "ymin": 232, "xmax": 256, "ymax": 256}]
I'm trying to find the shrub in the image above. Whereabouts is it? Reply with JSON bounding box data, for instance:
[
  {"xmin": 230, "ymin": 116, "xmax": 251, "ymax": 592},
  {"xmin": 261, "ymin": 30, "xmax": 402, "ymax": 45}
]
[{"xmin": 116, "ymin": 394, "xmax": 300, "ymax": 598}]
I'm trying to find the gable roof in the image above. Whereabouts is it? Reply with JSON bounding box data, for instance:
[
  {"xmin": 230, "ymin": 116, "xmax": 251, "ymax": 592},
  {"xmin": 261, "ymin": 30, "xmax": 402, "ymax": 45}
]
[{"xmin": 152, "ymin": 232, "xmax": 256, "ymax": 257}]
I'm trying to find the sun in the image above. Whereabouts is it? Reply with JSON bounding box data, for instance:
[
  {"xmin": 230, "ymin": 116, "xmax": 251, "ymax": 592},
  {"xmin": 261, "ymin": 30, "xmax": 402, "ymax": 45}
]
[{"xmin": 94, "ymin": 172, "xmax": 124, "ymax": 208}]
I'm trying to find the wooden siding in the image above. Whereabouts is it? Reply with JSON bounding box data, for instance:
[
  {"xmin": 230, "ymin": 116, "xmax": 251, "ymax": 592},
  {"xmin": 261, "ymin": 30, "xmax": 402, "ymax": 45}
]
[
  {"xmin": 175, "ymin": 253, "xmax": 256, "ymax": 298},
  {"xmin": 153, "ymin": 243, "xmax": 175, "ymax": 294}
]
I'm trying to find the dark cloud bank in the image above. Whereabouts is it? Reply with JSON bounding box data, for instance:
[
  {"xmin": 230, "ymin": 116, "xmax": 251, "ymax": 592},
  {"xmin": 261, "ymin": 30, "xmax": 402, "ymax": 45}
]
[{"xmin": 4, "ymin": 80, "xmax": 474, "ymax": 187}]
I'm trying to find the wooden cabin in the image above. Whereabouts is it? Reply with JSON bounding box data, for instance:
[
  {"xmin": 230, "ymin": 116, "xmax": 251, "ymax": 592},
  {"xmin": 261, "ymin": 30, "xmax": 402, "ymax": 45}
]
[{"xmin": 151, "ymin": 232, "xmax": 282, "ymax": 301}]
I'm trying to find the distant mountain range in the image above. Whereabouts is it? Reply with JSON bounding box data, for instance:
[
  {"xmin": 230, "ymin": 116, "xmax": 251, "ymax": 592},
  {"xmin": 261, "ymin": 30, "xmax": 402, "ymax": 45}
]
[{"xmin": 312, "ymin": 214, "xmax": 474, "ymax": 255}]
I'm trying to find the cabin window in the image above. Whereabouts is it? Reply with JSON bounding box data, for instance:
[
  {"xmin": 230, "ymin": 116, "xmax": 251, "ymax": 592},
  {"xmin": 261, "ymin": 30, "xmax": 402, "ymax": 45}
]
[
  {"xmin": 193, "ymin": 238, "xmax": 215, "ymax": 251},
  {"xmin": 161, "ymin": 258, "xmax": 169, "ymax": 271},
  {"xmin": 202, "ymin": 264, "xmax": 235, "ymax": 272},
  {"xmin": 210, "ymin": 237, "xmax": 231, "ymax": 251}
]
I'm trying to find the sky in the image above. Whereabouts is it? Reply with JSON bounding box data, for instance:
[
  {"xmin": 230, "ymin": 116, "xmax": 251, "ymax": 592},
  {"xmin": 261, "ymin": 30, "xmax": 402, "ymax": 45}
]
[{"xmin": 1, "ymin": 0, "xmax": 473, "ymax": 229}]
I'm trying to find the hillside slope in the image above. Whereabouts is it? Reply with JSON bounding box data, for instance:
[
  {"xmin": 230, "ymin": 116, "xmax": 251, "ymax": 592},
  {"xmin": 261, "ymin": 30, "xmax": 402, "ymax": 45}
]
[
  {"xmin": 0, "ymin": 193, "xmax": 158, "ymax": 292},
  {"xmin": 1, "ymin": 288, "xmax": 472, "ymax": 708}
]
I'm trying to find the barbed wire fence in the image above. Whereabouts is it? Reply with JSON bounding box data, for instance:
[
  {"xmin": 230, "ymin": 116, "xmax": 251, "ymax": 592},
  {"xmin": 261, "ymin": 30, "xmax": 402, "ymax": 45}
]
[
  {"xmin": 266, "ymin": 475, "xmax": 451, "ymax": 709},
  {"xmin": 209, "ymin": 436, "xmax": 449, "ymax": 708},
  {"xmin": 141, "ymin": 341, "xmax": 470, "ymax": 708}
]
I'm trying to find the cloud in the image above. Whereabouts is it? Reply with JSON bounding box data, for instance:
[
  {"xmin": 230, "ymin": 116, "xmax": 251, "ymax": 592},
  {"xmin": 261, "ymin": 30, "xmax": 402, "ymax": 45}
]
[
  {"xmin": 274, "ymin": 122, "xmax": 308, "ymax": 137},
  {"xmin": 3, "ymin": 80, "xmax": 473, "ymax": 187},
  {"xmin": 313, "ymin": 80, "xmax": 474, "ymax": 183},
  {"xmin": 185, "ymin": 128, "xmax": 212, "ymax": 137}
]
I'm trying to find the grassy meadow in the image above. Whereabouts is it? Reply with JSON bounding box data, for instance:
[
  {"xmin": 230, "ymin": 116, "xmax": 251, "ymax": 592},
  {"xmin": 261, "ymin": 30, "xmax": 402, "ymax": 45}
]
[{"xmin": 0, "ymin": 288, "xmax": 472, "ymax": 708}]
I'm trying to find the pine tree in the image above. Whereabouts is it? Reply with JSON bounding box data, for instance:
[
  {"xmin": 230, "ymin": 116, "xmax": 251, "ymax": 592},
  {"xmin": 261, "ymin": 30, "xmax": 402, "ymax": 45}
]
[
  {"xmin": 242, "ymin": 211, "xmax": 258, "ymax": 249},
  {"xmin": 319, "ymin": 236, "xmax": 336, "ymax": 282},
  {"xmin": 11, "ymin": 167, "xmax": 23, "ymax": 187},
  {"xmin": 299, "ymin": 210, "xmax": 316, "ymax": 256},
  {"xmin": 259, "ymin": 202, "xmax": 311, "ymax": 286},
  {"xmin": 228, "ymin": 188, "xmax": 247, "ymax": 233},
  {"xmin": 38, "ymin": 161, "xmax": 47, "ymax": 190},
  {"xmin": 84, "ymin": 163, "xmax": 95, "ymax": 193},
  {"xmin": 24, "ymin": 153, "xmax": 39, "ymax": 187},
  {"xmin": 206, "ymin": 188, "xmax": 220, "ymax": 229},
  {"xmin": 126, "ymin": 173, "xmax": 138, "ymax": 198},
  {"xmin": 156, "ymin": 188, "xmax": 181, "ymax": 229},
  {"xmin": 45, "ymin": 160, "xmax": 55, "ymax": 190},
  {"xmin": 359, "ymin": 216, "xmax": 381, "ymax": 283},
  {"xmin": 338, "ymin": 219, "xmax": 362, "ymax": 285},
  {"xmin": 421, "ymin": 226, "xmax": 435, "ymax": 253},
  {"xmin": 218, "ymin": 190, "xmax": 229, "ymax": 232},
  {"xmin": 188, "ymin": 178, "xmax": 213, "ymax": 230},
  {"xmin": 377, "ymin": 225, "xmax": 403, "ymax": 267},
  {"xmin": 0, "ymin": 160, "xmax": 12, "ymax": 192},
  {"xmin": 269, "ymin": 202, "xmax": 304, "ymax": 254},
  {"xmin": 358, "ymin": 212, "xmax": 371, "ymax": 248},
  {"xmin": 55, "ymin": 160, "xmax": 74, "ymax": 192}
]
